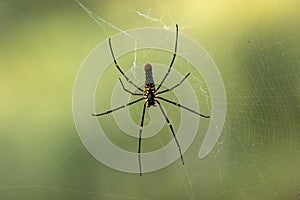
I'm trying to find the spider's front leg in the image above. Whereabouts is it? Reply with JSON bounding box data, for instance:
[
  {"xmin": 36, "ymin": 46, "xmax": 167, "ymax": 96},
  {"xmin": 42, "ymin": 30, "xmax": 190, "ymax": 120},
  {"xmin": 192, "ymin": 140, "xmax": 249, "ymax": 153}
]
[
  {"xmin": 109, "ymin": 38, "xmax": 143, "ymax": 92},
  {"xmin": 157, "ymin": 72, "xmax": 190, "ymax": 95},
  {"xmin": 156, "ymin": 24, "xmax": 179, "ymax": 91}
]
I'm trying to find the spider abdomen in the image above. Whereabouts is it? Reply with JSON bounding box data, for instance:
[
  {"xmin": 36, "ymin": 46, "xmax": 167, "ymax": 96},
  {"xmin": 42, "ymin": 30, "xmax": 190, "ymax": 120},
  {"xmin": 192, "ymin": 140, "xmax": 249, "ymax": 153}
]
[
  {"xmin": 144, "ymin": 63, "xmax": 157, "ymax": 107},
  {"xmin": 145, "ymin": 63, "xmax": 154, "ymax": 86}
]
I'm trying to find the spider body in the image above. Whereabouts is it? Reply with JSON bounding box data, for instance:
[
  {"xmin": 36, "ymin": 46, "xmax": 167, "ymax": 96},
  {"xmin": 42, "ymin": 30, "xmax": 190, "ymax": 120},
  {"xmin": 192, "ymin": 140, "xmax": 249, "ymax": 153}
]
[{"xmin": 92, "ymin": 24, "xmax": 210, "ymax": 176}]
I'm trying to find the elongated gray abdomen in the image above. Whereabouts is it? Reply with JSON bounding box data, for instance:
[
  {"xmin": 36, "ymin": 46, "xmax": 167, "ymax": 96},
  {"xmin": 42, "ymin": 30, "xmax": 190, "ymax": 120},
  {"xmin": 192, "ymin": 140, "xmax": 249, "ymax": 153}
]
[{"xmin": 145, "ymin": 63, "xmax": 154, "ymax": 86}]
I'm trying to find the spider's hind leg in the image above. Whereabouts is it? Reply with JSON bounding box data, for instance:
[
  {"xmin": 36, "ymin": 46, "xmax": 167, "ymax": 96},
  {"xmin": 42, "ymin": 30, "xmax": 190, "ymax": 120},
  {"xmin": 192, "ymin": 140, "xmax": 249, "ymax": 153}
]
[
  {"xmin": 156, "ymin": 100, "xmax": 184, "ymax": 165},
  {"xmin": 138, "ymin": 102, "xmax": 147, "ymax": 177}
]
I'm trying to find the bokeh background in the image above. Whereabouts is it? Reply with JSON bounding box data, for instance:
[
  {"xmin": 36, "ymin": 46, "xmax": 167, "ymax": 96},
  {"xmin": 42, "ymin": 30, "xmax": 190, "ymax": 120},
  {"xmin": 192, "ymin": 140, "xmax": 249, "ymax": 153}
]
[{"xmin": 1, "ymin": 0, "xmax": 300, "ymax": 199}]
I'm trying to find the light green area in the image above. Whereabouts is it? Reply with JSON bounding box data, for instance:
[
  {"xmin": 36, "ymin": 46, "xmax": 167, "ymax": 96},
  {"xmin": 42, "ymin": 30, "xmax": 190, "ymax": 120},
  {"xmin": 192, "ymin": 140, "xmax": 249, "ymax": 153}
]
[{"xmin": 0, "ymin": 0, "xmax": 299, "ymax": 200}]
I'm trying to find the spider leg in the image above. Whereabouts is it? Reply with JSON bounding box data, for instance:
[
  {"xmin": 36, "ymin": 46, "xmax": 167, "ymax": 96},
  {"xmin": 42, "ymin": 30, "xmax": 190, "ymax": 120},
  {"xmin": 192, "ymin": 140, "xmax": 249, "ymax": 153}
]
[
  {"xmin": 157, "ymin": 72, "xmax": 190, "ymax": 95},
  {"xmin": 91, "ymin": 98, "xmax": 144, "ymax": 116},
  {"xmin": 157, "ymin": 24, "xmax": 178, "ymax": 91},
  {"xmin": 157, "ymin": 96, "xmax": 210, "ymax": 118},
  {"xmin": 119, "ymin": 78, "xmax": 143, "ymax": 96},
  {"xmin": 156, "ymin": 100, "xmax": 184, "ymax": 165},
  {"xmin": 138, "ymin": 102, "xmax": 147, "ymax": 177},
  {"xmin": 109, "ymin": 38, "xmax": 143, "ymax": 92}
]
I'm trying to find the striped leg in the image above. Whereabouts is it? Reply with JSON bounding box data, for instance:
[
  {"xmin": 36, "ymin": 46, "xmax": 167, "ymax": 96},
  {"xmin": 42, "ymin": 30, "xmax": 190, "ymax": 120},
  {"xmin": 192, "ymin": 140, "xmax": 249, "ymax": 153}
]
[
  {"xmin": 157, "ymin": 96, "xmax": 210, "ymax": 118},
  {"xmin": 109, "ymin": 38, "xmax": 143, "ymax": 92},
  {"xmin": 157, "ymin": 72, "xmax": 190, "ymax": 95},
  {"xmin": 119, "ymin": 78, "xmax": 143, "ymax": 96},
  {"xmin": 156, "ymin": 100, "xmax": 184, "ymax": 165},
  {"xmin": 138, "ymin": 102, "xmax": 147, "ymax": 176},
  {"xmin": 91, "ymin": 98, "xmax": 144, "ymax": 116},
  {"xmin": 157, "ymin": 24, "xmax": 179, "ymax": 91}
]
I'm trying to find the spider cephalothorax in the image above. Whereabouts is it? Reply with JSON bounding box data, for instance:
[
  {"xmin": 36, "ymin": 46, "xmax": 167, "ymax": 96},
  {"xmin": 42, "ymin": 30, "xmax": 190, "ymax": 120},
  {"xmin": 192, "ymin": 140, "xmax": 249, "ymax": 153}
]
[{"xmin": 92, "ymin": 24, "xmax": 210, "ymax": 176}]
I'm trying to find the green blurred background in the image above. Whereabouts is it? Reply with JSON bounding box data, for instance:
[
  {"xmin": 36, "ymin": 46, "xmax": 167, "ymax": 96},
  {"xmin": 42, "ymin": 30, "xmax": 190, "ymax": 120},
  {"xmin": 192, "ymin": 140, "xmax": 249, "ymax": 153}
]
[{"xmin": 1, "ymin": 0, "xmax": 300, "ymax": 199}]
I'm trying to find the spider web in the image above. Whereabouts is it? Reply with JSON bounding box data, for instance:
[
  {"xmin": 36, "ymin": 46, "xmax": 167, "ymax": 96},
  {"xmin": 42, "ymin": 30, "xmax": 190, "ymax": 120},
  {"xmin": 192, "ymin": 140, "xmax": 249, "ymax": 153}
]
[{"xmin": 0, "ymin": 0, "xmax": 300, "ymax": 200}]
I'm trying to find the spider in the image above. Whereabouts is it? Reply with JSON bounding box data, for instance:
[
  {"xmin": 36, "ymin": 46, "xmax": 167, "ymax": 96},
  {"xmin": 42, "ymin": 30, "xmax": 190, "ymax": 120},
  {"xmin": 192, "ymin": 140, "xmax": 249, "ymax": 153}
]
[{"xmin": 92, "ymin": 24, "xmax": 210, "ymax": 176}]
